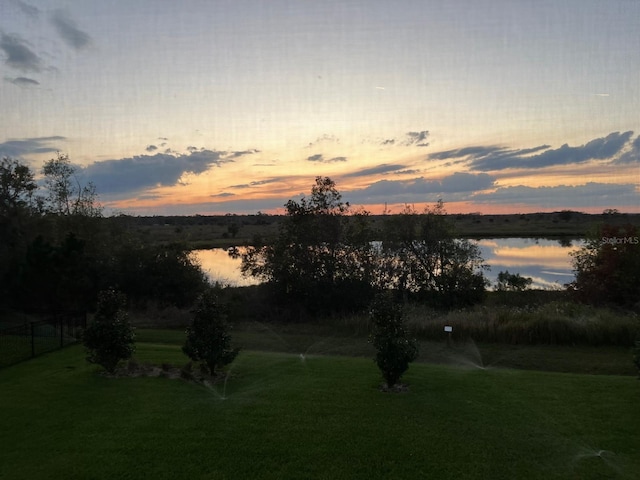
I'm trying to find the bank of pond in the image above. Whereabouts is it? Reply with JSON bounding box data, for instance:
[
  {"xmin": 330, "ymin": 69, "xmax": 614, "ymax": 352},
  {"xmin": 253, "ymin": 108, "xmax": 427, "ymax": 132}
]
[{"xmin": 193, "ymin": 237, "xmax": 583, "ymax": 289}]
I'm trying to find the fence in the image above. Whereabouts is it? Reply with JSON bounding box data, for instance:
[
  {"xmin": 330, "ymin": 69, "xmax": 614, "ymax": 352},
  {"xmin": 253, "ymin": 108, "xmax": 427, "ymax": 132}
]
[{"xmin": 0, "ymin": 313, "xmax": 86, "ymax": 368}]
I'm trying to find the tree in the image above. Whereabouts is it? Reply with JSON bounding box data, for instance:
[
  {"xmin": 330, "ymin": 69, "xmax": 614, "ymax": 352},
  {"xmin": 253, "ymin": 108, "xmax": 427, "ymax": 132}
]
[
  {"xmin": 1, "ymin": 158, "xmax": 38, "ymax": 304},
  {"xmin": 569, "ymin": 224, "xmax": 640, "ymax": 308},
  {"xmin": 379, "ymin": 202, "xmax": 488, "ymax": 307},
  {"xmin": 241, "ymin": 177, "xmax": 377, "ymax": 313},
  {"xmin": 369, "ymin": 292, "xmax": 418, "ymax": 388},
  {"xmin": 495, "ymin": 271, "xmax": 533, "ymax": 292},
  {"xmin": 0, "ymin": 157, "xmax": 37, "ymax": 217},
  {"xmin": 183, "ymin": 289, "xmax": 240, "ymax": 376},
  {"xmin": 42, "ymin": 152, "xmax": 101, "ymax": 217},
  {"xmin": 83, "ymin": 289, "xmax": 135, "ymax": 373}
]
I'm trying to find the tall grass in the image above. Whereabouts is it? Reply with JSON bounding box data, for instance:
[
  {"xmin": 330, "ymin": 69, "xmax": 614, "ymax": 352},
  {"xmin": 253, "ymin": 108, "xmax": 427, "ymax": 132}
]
[{"xmin": 401, "ymin": 302, "xmax": 640, "ymax": 346}]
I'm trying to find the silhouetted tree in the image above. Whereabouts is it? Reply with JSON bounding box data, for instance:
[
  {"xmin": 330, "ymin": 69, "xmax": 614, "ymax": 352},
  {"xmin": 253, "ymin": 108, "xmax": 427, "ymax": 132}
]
[
  {"xmin": 569, "ymin": 224, "xmax": 640, "ymax": 308},
  {"xmin": 495, "ymin": 271, "xmax": 533, "ymax": 292},
  {"xmin": 84, "ymin": 289, "xmax": 135, "ymax": 373},
  {"xmin": 369, "ymin": 292, "xmax": 418, "ymax": 388},
  {"xmin": 241, "ymin": 177, "xmax": 377, "ymax": 313},
  {"xmin": 183, "ymin": 289, "xmax": 240, "ymax": 376},
  {"xmin": 379, "ymin": 202, "xmax": 488, "ymax": 307}
]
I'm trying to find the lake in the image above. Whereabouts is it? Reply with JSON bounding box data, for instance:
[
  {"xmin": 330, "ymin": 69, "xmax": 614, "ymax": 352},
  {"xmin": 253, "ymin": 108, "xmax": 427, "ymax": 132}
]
[{"xmin": 192, "ymin": 238, "xmax": 583, "ymax": 290}]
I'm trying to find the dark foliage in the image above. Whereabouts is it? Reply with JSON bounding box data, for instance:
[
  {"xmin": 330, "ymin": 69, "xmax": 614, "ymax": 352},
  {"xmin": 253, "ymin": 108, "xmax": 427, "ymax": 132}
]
[
  {"xmin": 183, "ymin": 289, "xmax": 240, "ymax": 375},
  {"xmin": 379, "ymin": 202, "xmax": 488, "ymax": 307},
  {"xmin": 241, "ymin": 177, "xmax": 378, "ymax": 315},
  {"xmin": 569, "ymin": 224, "xmax": 640, "ymax": 308},
  {"xmin": 369, "ymin": 292, "xmax": 418, "ymax": 388},
  {"xmin": 495, "ymin": 271, "xmax": 533, "ymax": 292},
  {"xmin": 83, "ymin": 289, "xmax": 135, "ymax": 373}
]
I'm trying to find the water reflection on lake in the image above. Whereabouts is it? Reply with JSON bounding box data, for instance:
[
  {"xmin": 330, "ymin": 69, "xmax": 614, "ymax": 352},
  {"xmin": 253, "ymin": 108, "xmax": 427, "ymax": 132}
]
[
  {"xmin": 193, "ymin": 238, "xmax": 583, "ymax": 290},
  {"xmin": 475, "ymin": 238, "xmax": 582, "ymax": 289}
]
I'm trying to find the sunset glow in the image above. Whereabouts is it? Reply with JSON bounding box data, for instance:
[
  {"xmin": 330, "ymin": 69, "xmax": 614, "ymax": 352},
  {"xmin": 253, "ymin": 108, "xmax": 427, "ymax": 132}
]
[{"xmin": 2, "ymin": 1, "xmax": 638, "ymax": 216}]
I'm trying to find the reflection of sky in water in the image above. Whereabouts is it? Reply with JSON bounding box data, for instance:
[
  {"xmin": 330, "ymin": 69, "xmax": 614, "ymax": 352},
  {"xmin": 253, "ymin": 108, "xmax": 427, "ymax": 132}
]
[
  {"xmin": 194, "ymin": 238, "xmax": 584, "ymax": 290},
  {"xmin": 475, "ymin": 238, "xmax": 583, "ymax": 290},
  {"xmin": 191, "ymin": 248, "xmax": 259, "ymax": 287}
]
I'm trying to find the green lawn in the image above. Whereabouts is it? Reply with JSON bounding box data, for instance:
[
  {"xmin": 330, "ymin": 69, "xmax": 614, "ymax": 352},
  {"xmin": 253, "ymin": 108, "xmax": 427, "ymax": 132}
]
[
  {"xmin": 1, "ymin": 343, "xmax": 638, "ymax": 479},
  {"xmin": 136, "ymin": 325, "xmax": 638, "ymax": 376}
]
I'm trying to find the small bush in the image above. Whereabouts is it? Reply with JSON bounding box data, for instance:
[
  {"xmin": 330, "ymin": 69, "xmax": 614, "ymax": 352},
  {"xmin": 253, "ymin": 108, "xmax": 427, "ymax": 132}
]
[
  {"xmin": 183, "ymin": 289, "xmax": 240, "ymax": 376},
  {"xmin": 369, "ymin": 293, "xmax": 418, "ymax": 388},
  {"xmin": 83, "ymin": 289, "xmax": 135, "ymax": 373}
]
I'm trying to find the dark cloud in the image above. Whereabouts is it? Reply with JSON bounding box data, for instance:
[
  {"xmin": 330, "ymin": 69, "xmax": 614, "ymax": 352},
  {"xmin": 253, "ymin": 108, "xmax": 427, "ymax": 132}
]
[
  {"xmin": 429, "ymin": 145, "xmax": 505, "ymax": 161},
  {"xmin": 344, "ymin": 163, "xmax": 405, "ymax": 178},
  {"xmin": 471, "ymin": 182, "xmax": 640, "ymax": 208},
  {"xmin": 430, "ymin": 132, "xmax": 634, "ymax": 171},
  {"xmin": 83, "ymin": 150, "xmax": 235, "ymax": 195},
  {"xmin": 0, "ymin": 33, "xmax": 42, "ymax": 72},
  {"xmin": 229, "ymin": 149, "xmax": 260, "ymax": 158},
  {"xmin": 306, "ymin": 153, "xmax": 347, "ymax": 163},
  {"xmin": 229, "ymin": 178, "xmax": 282, "ymax": 189},
  {"xmin": 50, "ymin": 10, "xmax": 91, "ymax": 50},
  {"xmin": 4, "ymin": 76, "xmax": 39, "ymax": 86},
  {"xmin": 211, "ymin": 192, "xmax": 236, "ymax": 198},
  {"xmin": 345, "ymin": 172, "xmax": 496, "ymax": 204},
  {"xmin": 405, "ymin": 130, "xmax": 430, "ymax": 147},
  {"xmin": 0, "ymin": 136, "xmax": 65, "ymax": 158},
  {"xmin": 615, "ymin": 134, "xmax": 640, "ymax": 163},
  {"xmin": 379, "ymin": 130, "xmax": 430, "ymax": 147},
  {"xmin": 145, "ymin": 145, "xmax": 158, "ymax": 152},
  {"xmin": 12, "ymin": 1, "xmax": 39, "ymax": 18}
]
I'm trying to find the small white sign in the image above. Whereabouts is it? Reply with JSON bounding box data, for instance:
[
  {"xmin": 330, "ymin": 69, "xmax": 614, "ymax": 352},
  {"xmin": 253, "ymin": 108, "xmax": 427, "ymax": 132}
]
[{"xmin": 444, "ymin": 326, "xmax": 453, "ymax": 332}]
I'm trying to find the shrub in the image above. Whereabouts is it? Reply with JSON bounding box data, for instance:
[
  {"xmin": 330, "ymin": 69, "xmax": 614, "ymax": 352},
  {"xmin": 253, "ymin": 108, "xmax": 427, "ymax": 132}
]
[
  {"xmin": 369, "ymin": 292, "xmax": 418, "ymax": 388},
  {"xmin": 569, "ymin": 224, "xmax": 640, "ymax": 308},
  {"xmin": 83, "ymin": 289, "xmax": 135, "ymax": 373},
  {"xmin": 495, "ymin": 271, "xmax": 533, "ymax": 292},
  {"xmin": 183, "ymin": 289, "xmax": 240, "ymax": 376},
  {"xmin": 634, "ymin": 341, "xmax": 640, "ymax": 378}
]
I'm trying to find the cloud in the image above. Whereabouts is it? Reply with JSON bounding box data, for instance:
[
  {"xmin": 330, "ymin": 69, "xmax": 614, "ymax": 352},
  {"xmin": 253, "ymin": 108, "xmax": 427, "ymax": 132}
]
[
  {"xmin": 126, "ymin": 196, "xmax": 293, "ymax": 216},
  {"xmin": 146, "ymin": 145, "xmax": 158, "ymax": 152},
  {"xmin": 344, "ymin": 163, "xmax": 405, "ymax": 178},
  {"xmin": 429, "ymin": 132, "xmax": 634, "ymax": 171},
  {"xmin": 306, "ymin": 134, "xmax": 340, "ymax": 148},
  {"xmin": 4, "ymin": 76, "xmax": 39, "ymax": 87},
  {"xmin": 11, "ymin": 0, "xmax": 39, "ymax": 18},
  {"xmin": 345, "ymin": 172, "xmax": 496, "ymax": 204},
  {"xmin": 229, "ymin": 178, "xmax": 283, "ymax": 189},
  {"xmin": 228, "ymin": 148, "xmax": 260, "ymax": 158},
  {"xmin": 615, "ymin": 134, "xmax": 640, "ymax": 163},
  {"xmin": 84, "ymin": 150, "xmax": 237, "ymax": 195},
  {"xmin": 306, "ymin": 153, "xmax": 347, "ymax": 163},
  {"xmin": 0, "ymin": 33, "xmax": 43, "ymax": 72},
  {"xmin": 379, "ymin": 130, "xmax": 430, "ymax": 147},
  {"xmin": 0, "ymin": 136, "xmax": 65, "ymax": 158},
  {"xmin": 404, "ymin": 130, "xmax": 430, "ymax": 147},
  {"xmin": 471, "ymin": 182, "xmax": 640, "ymax": 208},
  {"xmin": 50, "ymin": 10, "xmax": 91, "ymax": 50}
]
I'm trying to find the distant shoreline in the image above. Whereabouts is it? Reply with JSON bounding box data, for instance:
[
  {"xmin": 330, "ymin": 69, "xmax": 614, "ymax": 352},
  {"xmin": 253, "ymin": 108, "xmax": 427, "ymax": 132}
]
[{"xmin": 107, "ymin": 211, "xmax": 640, "ymax": 249}]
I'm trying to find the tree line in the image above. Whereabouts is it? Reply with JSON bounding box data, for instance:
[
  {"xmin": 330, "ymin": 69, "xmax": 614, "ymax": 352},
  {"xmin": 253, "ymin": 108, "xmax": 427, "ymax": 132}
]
[
  {"xmin": 3, "ymin": 156, "xmax": 637, "ymax": 319},
  {"xmin": 1, "ymin": 154, "xmax": 208, "ymax": 315}
]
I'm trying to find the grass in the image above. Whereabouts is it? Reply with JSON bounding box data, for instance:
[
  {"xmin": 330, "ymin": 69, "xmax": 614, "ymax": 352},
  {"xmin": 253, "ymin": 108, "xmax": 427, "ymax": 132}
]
[
  {"xmin": 136, "ymin": 323, "xmax": 637, "ymax": 376},
  {"xmin": 1, "ymin": 343, "xmax": 639, "ymax": 479}
]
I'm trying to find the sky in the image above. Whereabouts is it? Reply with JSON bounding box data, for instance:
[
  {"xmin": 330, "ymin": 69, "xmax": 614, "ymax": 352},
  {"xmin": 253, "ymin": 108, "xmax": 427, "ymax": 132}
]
[{"xmin": 1, "ymin": 0, "xmax": 639, "ymax": 216}]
